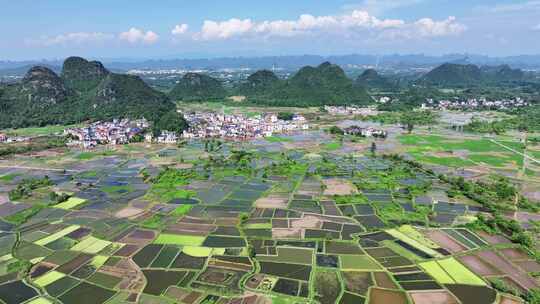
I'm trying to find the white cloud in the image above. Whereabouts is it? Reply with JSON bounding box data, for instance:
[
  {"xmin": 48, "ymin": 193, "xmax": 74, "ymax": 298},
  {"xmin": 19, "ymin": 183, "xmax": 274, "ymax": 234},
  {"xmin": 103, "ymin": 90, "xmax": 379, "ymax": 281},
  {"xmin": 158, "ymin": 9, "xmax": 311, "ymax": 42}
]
[
  {"xmin": 195, "ymin": 10, "xmax": 464, "ymax": 41},
  {"xmin": 414, "ymin": 16, "xmax": 467, "ymax": 37},
  {"xmin": 346, "ymin": 0, "xmax": 424, "ymax": 15},
  {"xmin": 119, "ymin": 27, "xmax": 159, "ymax": 44},
  {"xmin": 198, "ymin": 19, "xmax": 255, "ymax": 40},
  {"xmin": 172, "ymin": 24, "xmax": 189, "ymax": 35},
  {"xmin": 26, "ymin": 32, "xmax": 114, "ymax": 46}
]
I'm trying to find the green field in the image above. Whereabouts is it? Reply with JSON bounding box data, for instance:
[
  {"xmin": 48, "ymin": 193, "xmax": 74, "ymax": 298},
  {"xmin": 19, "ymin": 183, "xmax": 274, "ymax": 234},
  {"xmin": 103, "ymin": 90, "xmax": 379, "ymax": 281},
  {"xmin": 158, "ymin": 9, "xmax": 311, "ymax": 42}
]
[
  {"xmin": 420, "ymin": 257, "xmax": 486, "ymax": 286},
  {"xmin": 386, "ymin": 227, "xmax": 443, "ymax": 258},
  {"xmin": 154, "ymin": 234, "xmax": 205, "ymax": 246},
  {"xmin": 400, "ymin": 134, "xmax": 525, "ymax": 168},
  {"xmin": 1, "ymin": 124, "xmax": 81, "ymax": 137},
  {"xmin": 71, "ymin": 236, "xmax": 112, "ymax": 254},
  {"xmin": 35, "ymin": 225, "xmax": 80, "ymax": 246},
  {"xmin": 54, "ymin": 197, "xmax": 87, "ymax": 210},
  {"xmin": 438, "ymin": 257, "xmax": 486, "ymax": 286},
  {"xmin": 27, "ymin": 298, "xmax": 54, "ymax": 304},
  {"xmin": 419, "ymin": 260, "xmax": 455, "ymax": 284},
  {"xmin": 34, "ymin": 270, "xmax": 65, "ymax": 287},
  {"xmin": 181, "ymin": 246, "xmax": 225, "ymax": 257},
  {"xmin": 340, "ymin": 255, "xmax": 381, "ymax": 270},
  {"xmin": 322, "ymin": 142, "xmax": 342, "ymax": 151},
  {"xmin": 265, "ymin": 136, "xmax": 293, "ymax": 143}
]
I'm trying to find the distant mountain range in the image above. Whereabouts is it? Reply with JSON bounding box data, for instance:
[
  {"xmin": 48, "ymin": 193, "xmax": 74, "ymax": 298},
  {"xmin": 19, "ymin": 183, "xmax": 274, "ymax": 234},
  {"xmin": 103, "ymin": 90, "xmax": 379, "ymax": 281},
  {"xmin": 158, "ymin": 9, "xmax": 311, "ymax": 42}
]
[
  {"xmin": 1, "ymin": 56, "xmax": 537, "ymax": 129},
  {"xmin": 4, "ymin": 53, "xmax": 540, "ymax": 74},
  {"xmin": 418, "ymin": 63, "xmax": 526, "ymax": 86},
  {"xmin": 170, "ymin": 62, "xmax": 372, "ymax": 106}
]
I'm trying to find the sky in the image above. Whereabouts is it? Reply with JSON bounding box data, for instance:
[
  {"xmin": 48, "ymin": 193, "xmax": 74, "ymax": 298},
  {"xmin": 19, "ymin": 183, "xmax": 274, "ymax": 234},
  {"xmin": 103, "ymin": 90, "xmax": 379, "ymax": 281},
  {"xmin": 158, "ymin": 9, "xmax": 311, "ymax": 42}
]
[{"xmin": 1, "ymin": 0, "xmax": 540, "ymax": 60}]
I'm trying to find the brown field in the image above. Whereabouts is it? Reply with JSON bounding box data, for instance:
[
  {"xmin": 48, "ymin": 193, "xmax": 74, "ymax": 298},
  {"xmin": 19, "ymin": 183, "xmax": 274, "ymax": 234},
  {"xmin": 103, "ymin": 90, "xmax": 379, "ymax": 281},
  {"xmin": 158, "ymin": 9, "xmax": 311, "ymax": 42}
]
[
  {"xmin": 499, "ymin": 248, "xmax": 530, "ymax": 260},
  {"xmin": 322, "ymin": 178, "xmax": 357, "ymax": 196},
  {"xmin": 409, "ymin": 291, "xmax": 459, "ymax": 304},
  {"xmin": 458, "ymin": 255, "xmax": 502, "ymax": 276},
  {"xmin": 515, "ymin": 260, "xmax": 540, "ymax": 273},
  {"xmin": 290, "ymin": 215, "xmax": 322, "ymax": 229},
  {"xmin": 165, "ymin": 222, "xmax": 216, "ymax": 234},
  {"xmin": 425, "ymin": 230, "xmax": 468, "ymax": 253},
  {"xmin": 254, "ymin": 195, "xmax": 288, "ymax": 209},
  {"xmin": 499, "ymin": 295, "xmax": 524, "ymax": 304},
  {"xmin": 477, "ymin": 250, "xmax": 539, "ymax": 290},
  {"xmin": 476, "ymin": 231, "xmax": 512, "ymax": 245},
  {"xmin": 369, "ymin": 288, "xmax": 408, "ymax": 304},
  {"xmin": 272, "ymin": 228, "xmax": 303, "ymax": 239},
  {"xmin": 115, "ymin": 207, "xmax": 145, "ymax": 219},
  {"xmin": 373, "ymin": 272, "xmax": 398, "ymax": 289},
  {"xmin": 119, "ymin": 229, "xmax": 157, "ymax": 245},
  {"xmin": 214, "ymin": 218, "xmax": 238, "ymax": 226}
]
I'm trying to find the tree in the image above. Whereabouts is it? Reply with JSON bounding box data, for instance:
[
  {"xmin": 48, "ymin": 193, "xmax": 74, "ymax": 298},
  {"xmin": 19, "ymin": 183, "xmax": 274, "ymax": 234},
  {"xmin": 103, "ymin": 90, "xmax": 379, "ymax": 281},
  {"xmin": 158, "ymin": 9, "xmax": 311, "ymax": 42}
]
[
  {"xmin": 277, "ymin": 112, "xmax": 294, "ymax": 121},
  {"xmin": 370, "ymin": 142, "xmax": 377, "ymax": 156},
  {"xmin": 400, "ymin": 110, "xmax": 438, "ymax": 133},
  {"xmin": 152, "ymin": 111, "xmax": 189, "ymax": 136},
  {"xmin": 328, "ymin": 126, "xmax": 344, "ymax": 135},
  {"xmin": 400, "ymin": 112, "xmax": 416, "ymax": 133}
]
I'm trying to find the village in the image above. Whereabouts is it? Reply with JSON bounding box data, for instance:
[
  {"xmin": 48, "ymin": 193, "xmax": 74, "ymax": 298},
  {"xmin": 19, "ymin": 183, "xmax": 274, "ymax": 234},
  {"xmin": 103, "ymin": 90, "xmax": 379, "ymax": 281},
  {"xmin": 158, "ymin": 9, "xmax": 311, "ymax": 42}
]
[
  {"xmin": 64, "ymin": 119, "xmax": 150, "ymax": 148},
  {"xmin": 0, "ymin": 133, "xmax": 30, "ymax": 144},
  {"xmin": 424, "ymin": 97, "xmax": 530, "ymax": 111},
  {"xmin": 60, "ymin": 112, "xmax": 310, "ymax": 148},
  {"xmin": 324, "ymin": 105, "xmax": 380, "ymax": 116},
  {"xmin": 181, "ymin": 112, "xmax": 309, "ymax": 139}
]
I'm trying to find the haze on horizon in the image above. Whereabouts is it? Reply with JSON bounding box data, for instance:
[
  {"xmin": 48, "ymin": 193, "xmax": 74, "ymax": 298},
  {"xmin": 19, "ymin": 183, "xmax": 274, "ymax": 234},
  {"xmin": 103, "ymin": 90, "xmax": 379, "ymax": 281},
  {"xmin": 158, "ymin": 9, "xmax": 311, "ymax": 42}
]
[{"xmin": 2, "ymin": 0, "xmax": 540, "ymax": 61}]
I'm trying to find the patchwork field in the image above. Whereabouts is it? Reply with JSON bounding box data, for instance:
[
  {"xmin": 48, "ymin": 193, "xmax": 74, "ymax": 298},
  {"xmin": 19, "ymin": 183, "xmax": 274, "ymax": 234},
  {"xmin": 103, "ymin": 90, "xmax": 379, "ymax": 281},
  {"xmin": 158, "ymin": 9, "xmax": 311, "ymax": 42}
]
[{"xmin": 0, "ymin": 130, "xmax": 537, "ymax": 304}]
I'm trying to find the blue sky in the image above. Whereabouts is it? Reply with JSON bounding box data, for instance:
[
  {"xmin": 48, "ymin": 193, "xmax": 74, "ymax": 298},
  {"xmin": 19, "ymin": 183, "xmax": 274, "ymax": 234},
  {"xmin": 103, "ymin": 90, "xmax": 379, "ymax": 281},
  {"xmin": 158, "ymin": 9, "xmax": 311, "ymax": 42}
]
[{"xmin": 1, "ymin": 0, "xmax": 540, "ymax": 60}]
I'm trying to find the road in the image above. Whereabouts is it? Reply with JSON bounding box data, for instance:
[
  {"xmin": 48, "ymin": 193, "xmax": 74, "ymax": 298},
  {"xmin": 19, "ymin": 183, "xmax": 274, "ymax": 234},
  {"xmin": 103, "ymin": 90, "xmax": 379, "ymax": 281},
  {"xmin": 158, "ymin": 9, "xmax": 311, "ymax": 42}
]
[{"xmin": 489, "ymin": 139, "xmax": 540, "ymax": 166}]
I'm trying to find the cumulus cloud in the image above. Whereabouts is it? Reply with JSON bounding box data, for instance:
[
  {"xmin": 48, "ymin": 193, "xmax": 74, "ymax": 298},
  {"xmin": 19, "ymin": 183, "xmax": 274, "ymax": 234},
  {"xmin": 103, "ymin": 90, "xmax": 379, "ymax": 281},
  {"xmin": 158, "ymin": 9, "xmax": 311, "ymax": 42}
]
[
  {"xmin": 196, "ymin": 10, "xmax": 408, "ymax": 40},
  {"xmin": 194, "ymin": 10, "xmax": 465, "ymax": 41},
  {"xmin": 119, "ymin": 27, "xmax": 159, "ymax": 44},
  {"xmin": 172, "ymin": 24, "xmax": 189, "ymax": 35},
  {"xmin": 414, "ymin": 16, "xmax": 467, "ymax": 37},
  {"xmin": 346, "ymin": 0, "xmax": 425, "ymax": 15},
  {"xmin": 26, "ymin": 32, "xmax": 114, "ymax": 46},
  {"xmin": 199, "ymin": 19, "xmax": 254, "ymax": 40}
]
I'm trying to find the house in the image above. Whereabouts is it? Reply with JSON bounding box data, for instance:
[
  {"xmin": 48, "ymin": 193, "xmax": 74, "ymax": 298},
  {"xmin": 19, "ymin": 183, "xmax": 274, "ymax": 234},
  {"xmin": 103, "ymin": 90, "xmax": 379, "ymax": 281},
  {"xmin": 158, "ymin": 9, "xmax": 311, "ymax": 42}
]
[{"xmin": 344, "ymin": 126, "xmax": 387, "ymax": 138}]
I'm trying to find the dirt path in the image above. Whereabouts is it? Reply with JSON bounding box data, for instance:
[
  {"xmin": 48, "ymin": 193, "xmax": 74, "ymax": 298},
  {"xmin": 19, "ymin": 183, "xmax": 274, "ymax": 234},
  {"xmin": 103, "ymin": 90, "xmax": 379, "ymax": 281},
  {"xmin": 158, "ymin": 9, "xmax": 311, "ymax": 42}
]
[
  {"xmin": 489, "ymin": 139, "xmax": 540, "ymax": 165},
  {"xmin": 0, "ymin": 165, "xmax": 80, "ymax": 173}
]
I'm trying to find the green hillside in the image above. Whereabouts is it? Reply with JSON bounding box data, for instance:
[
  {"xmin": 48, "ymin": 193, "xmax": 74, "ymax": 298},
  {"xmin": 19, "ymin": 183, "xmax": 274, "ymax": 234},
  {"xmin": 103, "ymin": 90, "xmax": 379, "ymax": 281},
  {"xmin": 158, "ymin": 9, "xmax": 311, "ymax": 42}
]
[
  {"xmin": 169, "ymin": 73, "xmax": 227, "ymax": 102},
  {"xmin": 241, "ymin": 62, "xmax": 372, "ymax": 106},
  {"xmin": 0, "ymin": 57, "xmax": 180, "ymax": 129}
]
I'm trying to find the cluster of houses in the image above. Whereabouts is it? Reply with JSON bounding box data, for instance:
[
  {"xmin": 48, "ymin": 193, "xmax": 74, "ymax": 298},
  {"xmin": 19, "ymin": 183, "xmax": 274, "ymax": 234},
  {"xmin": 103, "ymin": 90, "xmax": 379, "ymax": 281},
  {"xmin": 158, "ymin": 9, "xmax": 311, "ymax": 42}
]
[
  {"xmin": 324, "ymin": 105, "xmax": 379, "ymax": 116},
  {"xmin": 424, "ymin": 97, "xmax": 530, "ymax": 111},
  {"xmin": 344, "ymin": 126, "xmax": 388, "ymax": 138},
  {"xmin": 0, "ymin": 133, "xmax": 30, "ymax": 144},
  {"xmin": 64, "ymin": 119, "xmax": 149, "ymax": 148},
  {"xmin": 181, "ymin": 112, "xmax": 309, "ymax": 139}
]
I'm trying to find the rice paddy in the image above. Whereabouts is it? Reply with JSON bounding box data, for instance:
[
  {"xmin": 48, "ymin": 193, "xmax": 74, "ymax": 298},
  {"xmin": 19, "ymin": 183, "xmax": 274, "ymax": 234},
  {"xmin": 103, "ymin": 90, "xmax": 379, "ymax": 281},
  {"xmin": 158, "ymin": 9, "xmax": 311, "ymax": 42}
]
[
  {"xmin": 53, "ymin": 197, "xmax": 87, "ymax": 210},
  {"xmin": 154, "ymin": 234, "xmax": 206, "ymax": 246},
  {"xmin": 0, "ymin": 124, "xmax": 537, "ymax": 304}
]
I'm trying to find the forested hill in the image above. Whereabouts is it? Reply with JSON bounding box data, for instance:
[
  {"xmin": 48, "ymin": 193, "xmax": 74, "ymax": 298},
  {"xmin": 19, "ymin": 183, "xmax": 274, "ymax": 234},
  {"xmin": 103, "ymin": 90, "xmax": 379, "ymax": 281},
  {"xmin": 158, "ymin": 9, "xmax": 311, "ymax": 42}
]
[
  {"xmin": 237, "ymin": 62, "xmax": 372, "ymax": 106},
  {"xmin": 355, "ymin": 69, "xmax": 397, "ymax": 91},
  {"xmin": 419, "ymin": 63, "xmax": 526, "ymax": 87},
  {"xmin": 0, "ymin": 56, "xmax": 178, "ymax": 129},
  {"xmin": 168, "ymin": 73, "xmax": 227, "ymax": 102}
]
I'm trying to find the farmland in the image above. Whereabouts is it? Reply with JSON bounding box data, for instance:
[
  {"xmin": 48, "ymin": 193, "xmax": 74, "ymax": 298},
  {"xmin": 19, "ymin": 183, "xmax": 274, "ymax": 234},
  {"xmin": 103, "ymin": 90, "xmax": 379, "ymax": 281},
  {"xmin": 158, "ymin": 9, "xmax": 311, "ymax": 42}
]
[{"xmin": 0, "ymin": 119, "xmax": 538, "ymax": 304}]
